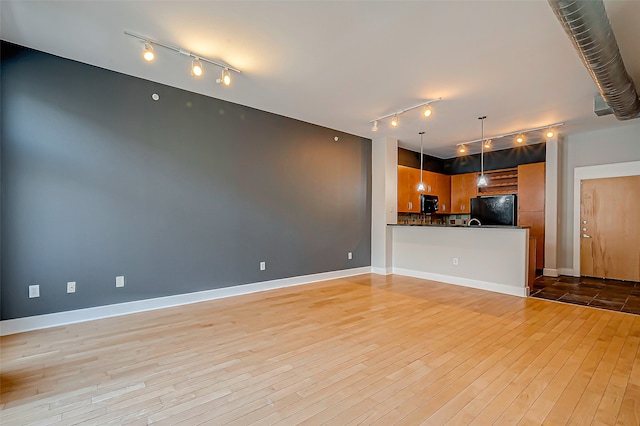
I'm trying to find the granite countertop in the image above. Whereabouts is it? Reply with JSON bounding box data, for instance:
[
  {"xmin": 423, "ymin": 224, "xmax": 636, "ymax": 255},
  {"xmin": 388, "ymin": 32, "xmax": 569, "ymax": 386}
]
[{"xmin": 390, "ymin": 223, "xmax": 525, "ymax": 229}]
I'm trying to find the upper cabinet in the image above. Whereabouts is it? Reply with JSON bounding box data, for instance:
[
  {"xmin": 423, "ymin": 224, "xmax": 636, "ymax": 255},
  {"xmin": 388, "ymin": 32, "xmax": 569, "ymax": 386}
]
[
  {"xmin": 398, "ymin": 166, "xmax": 420, "ymax": 213},
  {"xmin": 517, "ymin": 162, "xmax": 545, "ymax": 211},
  {"xmin": 436, "ymin": 173, "xmax": 451, "ymax": 213},
  {"xmin": 398, "ymin": 166, "xmax": 450, "ymax": 214},
  {"xmin": 450, "ymin": 172, "xmax": 478, "ymax": 214}
]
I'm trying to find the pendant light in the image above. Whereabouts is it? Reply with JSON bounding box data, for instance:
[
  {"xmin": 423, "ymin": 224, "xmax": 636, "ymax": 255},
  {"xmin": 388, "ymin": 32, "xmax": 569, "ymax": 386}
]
[
  {"xmin": 477, "ymin": 116, "xmax": 488, "ymax": 187},
  {"xmin": 417, "ymin": 131, "xmax": 426, "ymax": 191}
]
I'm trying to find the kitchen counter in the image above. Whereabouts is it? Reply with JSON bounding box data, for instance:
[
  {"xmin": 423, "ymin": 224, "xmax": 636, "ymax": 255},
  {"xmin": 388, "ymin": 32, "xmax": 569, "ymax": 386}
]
[
  {"xmin": 391, "ymin": 224, "xmax": 525, "ymax": 229},
  {"xmin": 389, "ymin": 224, "xmax": 530, "ymax": 297}
]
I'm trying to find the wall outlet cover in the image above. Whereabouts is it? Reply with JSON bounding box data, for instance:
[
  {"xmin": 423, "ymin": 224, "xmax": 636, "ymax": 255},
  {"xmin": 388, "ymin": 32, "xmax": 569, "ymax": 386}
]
[
  {"xmin": 259, "ymin": 262, "xmax": 266, "ymax": 271},
  {"xmin": 67, "ymin": 281, "xmax": 76, "ymax": 293},
  {"xmin": 29, "ymin": 285, "xmax": 40, "ymax": 298},
  {"xmin": 116, "ymin": 276, "xmax": 125, "ymax": 288},
  {"xmin": 348, "ymin": 252, "xmax": 353, "ymax": 260}
]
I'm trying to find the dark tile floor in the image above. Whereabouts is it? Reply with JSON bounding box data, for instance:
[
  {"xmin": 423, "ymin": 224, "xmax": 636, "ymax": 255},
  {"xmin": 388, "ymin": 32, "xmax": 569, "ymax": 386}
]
[{"xmin": 531, "ymin": 275, "xmax": 640, "ymax": 315}]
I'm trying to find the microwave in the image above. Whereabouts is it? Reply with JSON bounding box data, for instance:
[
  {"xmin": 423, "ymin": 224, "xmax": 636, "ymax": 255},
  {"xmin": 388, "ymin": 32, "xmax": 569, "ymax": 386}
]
[{"xmin": 420, "ymin": 194, "xmax": 439, "ymax": 213}]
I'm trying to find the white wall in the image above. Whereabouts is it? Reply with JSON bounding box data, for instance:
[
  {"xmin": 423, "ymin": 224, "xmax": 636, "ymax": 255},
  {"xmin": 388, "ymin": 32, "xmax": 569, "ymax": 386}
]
[
  {"xmin": 371, "ymin": 137, "xmax": 398, "ymax": 273},
  {"xmin": 558, "ymin": 122, "xmax": 640, "ymax": 272},
  {"xmin": 392, "ymin": 226, "xmax": 529, "ymax": 297}
]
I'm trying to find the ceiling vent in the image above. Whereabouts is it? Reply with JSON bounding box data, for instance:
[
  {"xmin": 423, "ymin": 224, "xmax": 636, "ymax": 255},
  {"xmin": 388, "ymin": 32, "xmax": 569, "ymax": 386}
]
[{"xmin": 548, "ymin": 0, "xmax": 640, "ymax": 120}]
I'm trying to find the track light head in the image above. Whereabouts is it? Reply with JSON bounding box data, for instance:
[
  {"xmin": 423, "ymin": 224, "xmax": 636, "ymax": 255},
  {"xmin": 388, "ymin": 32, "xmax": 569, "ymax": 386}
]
[
  {"xmin": 216, "ymin": 68, "xmax": 232, "ymax": 86},
  {"xmin": 390, "ymin": 115, "xmax": 399, "ymax": 127},
  {"xmin": 143, "ymin": 42, "xmax": 155, "ymax": 62},
  {"xmin": 484, "ymin": 139, "xmax": 492, "ymax": 149},
  {"xmin": 458, "ymin": 144, "xmax": 467, "ymax": 154},
  {"xmin": 371, "ymin": 121, "xmax": 379, "ymax": 132},
  {"xmin": 546, "ymin": 130, "xmax": 555, "ymax": 138},
  {"xmin": 191, "ymin": 58, "xmax": 204, "ymax": 77},
  {"xmin": 423, "ymin": 105, "xmax": 433, "ymax": 118},
  {"xmin": 516, "ymin": 133, "xmax": 525, "ymax": 144}
]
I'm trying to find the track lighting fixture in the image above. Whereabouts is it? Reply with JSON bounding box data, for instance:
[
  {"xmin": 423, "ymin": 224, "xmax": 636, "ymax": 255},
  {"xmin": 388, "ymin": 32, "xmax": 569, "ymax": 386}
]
[
  {"xmin": 217, "ymin": 68, "xmax": 232, "ymax": 86},
  {"xmin": 191, "ymin": 58, "xmax": 204, "ymax": 77},
  {"xmin": 371, "ymin": 121, "xmax": 379, "ymax": 132},
  {"xmin": 456, "ymin": 122, "xmax": 564, "ymax": 155},
  {"xmin": 124, "ymin": 31, "xmax": 242, "ymax": 84},
  {"xmin": 143, "ymin": 42, "xmax": 155, "ymax": 62},
  {"xmin": 477, "ymin": 116, "xmax": 488, "ymax": 187},
  {"xmin": 369, "ymin": 98, "xmax": 442, "ymax": 129}
]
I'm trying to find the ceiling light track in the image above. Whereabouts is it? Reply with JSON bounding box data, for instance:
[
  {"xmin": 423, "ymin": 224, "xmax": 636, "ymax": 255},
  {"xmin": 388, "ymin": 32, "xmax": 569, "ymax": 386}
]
[
  {"xmin": 124, "ymin": 31, "xmax": 241, "ymax": 80},
  {"xmin": 370, "ymin": 98, "xmax": 442, "ymax": 130},
  {"xmin": 456, "ymin": 122, "xmax": 563, "ymax": 148}
]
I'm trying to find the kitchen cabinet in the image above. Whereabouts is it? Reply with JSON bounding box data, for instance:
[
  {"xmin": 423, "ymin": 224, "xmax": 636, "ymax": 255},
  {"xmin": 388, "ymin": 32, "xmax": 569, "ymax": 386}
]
[
  {"xmin": 518, "ymin": 162, "xmax": 545, "ymax": 211},
  {"xmin": 519, "ymin": 211, "xmax": 545, "ymax": 270},
  {"xmin": 398, "ymin": 166, "xmax": 441, "ymax": 213},
  {"xmin": 397, "ymin": 166, "xmax": 421, "ymax": 213},
  {"xmin": 518, "ymin": 162, "xmax": 545, "ymax": 269},
  {"xmin": 451, "ymin": 172, "xmax": 478, "ymax": 214},
  {"xmin": 435, "ymin": 173, "xmax": 451, "ymax": 213}
]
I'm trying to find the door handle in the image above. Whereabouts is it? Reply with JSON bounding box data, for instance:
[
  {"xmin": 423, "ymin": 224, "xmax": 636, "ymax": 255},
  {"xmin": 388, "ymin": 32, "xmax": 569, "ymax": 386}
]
[{"xmin": 582, "ymin": 234, "xmax": 592, "ymax": 238}]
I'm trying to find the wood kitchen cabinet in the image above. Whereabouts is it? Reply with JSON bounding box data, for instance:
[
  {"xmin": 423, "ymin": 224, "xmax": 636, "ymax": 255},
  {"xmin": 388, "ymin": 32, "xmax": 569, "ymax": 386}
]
[
  {"xmin": 398, "ymin": 166, "xmax": 421, "ymax": 213},
  {"xmin": 518, "ymin": 162, "xmax": 545, "ymax": 211},
  {"xmin": 519, "ymin": 211, "xmax": 545, "ymax": 270},
  {"xmin": 518, "ymin": 162, "xmax": 545, "ymax": 269},
  {"xmin": 436, "ymin": 173, "xmax": 451, "ymax": 213},
  {"xmin": 450, "ymin": 172, "xmax": 478, "ymax": 214}
]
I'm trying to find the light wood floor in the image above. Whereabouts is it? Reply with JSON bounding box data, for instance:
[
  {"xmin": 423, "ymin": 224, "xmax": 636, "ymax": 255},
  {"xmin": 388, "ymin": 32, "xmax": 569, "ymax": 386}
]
[{"xmin": 1, "ymin": 274, "xmax": 639, "ymax": 425}]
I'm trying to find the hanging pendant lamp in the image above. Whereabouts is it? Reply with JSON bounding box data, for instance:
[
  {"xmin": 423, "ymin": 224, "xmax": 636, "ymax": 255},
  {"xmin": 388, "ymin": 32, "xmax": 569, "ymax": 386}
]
[
  {"xmin": 477, "ymin": 116, "xmax": 488, "ymax": 187},
  {"xmin": 417, "ymin": 132, "xmax": 426, "ymax": 191}
]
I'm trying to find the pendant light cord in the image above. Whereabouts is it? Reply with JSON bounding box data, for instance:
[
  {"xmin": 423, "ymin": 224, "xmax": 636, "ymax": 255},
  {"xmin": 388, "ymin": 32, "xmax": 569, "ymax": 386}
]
[
  {"xmin": 419, "ymin": 131, "xmax": 425, "ymax": 183},
  {"xmin": 479, "ymin": 116, "xmax": 486, "ymax": 176}
]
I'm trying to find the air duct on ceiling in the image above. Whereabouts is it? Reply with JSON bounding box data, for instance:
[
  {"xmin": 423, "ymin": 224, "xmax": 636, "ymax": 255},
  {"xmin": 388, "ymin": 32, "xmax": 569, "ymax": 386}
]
[{"xmin": 548, "ymin": 0, "xmax": 640, "ymax": 120}]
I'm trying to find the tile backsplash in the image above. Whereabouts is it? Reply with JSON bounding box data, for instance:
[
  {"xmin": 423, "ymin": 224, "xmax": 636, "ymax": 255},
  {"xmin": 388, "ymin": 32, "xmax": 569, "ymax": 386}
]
[{"xmin": 397, "ymin": 213, "xmax": 470, "ymax": 226}]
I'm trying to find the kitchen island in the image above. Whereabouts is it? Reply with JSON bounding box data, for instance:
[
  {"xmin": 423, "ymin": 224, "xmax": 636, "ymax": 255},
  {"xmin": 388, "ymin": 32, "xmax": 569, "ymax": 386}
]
[{"xmin": 390, "ymin": 224, "xmax": 530, "ymax": 297}]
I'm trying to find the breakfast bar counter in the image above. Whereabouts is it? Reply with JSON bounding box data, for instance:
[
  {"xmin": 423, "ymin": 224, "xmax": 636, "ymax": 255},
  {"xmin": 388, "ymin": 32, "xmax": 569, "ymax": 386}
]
[{"xmin": 389, "ymin": 224, "xmax": 530, "ymax": 297}]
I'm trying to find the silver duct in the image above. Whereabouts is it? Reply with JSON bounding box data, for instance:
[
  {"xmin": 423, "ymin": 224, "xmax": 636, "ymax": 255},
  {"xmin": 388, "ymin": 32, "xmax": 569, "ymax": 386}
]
[{"xmin": 548, "ymin": 0, "xmax": 640, "ymax": 120}]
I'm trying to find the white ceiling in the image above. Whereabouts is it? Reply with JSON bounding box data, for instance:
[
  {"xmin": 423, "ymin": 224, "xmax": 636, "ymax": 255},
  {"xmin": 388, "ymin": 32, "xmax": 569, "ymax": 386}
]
[{"xmin": 2, "ymin": 1, "xmax": 639, "ymax": 158}]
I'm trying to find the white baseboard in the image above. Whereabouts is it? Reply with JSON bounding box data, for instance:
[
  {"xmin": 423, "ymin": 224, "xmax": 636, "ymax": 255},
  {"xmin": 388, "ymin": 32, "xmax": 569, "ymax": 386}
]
[
  {"xmin": 543, "ymin": 268, "xmax": 559, "ymax": 277},
  {"xmin": 371, "ymin": 266, "xmax": 393, "ymax": 275},
  {"xmin": 392, "ymin": 268, "xmax": 528, "ymax": 298},
  {"xmin": 558, "ymin": 268, "xmax": 579, "ymax": 277},
  {"xmin": 0, "ymin": 267, "xmax": 372, "ymax": 336}
]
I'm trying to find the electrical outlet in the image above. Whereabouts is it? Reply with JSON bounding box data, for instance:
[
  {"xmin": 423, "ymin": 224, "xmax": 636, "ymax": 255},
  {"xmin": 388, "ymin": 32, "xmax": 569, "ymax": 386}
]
[
  {"xmin": 116, "ymin": 275, "xmax": 125, "ymax": 288},
  {"xmin": 67, "ymin": 281, "xmax": 76, "ymax": 293},
  {"xmin": 29, "ymin": 285, "xmax": 40, "ymax": 298},
  {"xmin": 348, "ymin": 252, "xmax": 353, "ymax": 260},
  {"xmin": 260, "ymin": 262, "xmax": 266, "ymax": 271},
  {"xmin": 453, "ymin": 257, "xmax": 459, "ymax": 266}
]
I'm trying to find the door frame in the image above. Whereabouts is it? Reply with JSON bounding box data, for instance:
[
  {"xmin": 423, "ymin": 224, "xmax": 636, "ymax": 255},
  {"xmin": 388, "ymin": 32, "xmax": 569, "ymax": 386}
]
[{"xmin": 572, "ymin": 161, "xmax": 640, "ymax": 277}]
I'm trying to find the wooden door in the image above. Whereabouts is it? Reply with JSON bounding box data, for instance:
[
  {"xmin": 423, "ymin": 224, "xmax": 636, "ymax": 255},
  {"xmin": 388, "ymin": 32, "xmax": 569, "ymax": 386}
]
[{"xmin": 580, "ymin": 176, "xmax": 640, "ymax": 281}]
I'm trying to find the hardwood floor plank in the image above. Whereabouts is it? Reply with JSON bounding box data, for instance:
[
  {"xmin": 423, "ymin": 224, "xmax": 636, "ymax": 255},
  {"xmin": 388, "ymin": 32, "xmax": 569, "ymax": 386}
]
[{"xmin": 1, "ymin": 274, "xmax": 637, "ymax": 425}]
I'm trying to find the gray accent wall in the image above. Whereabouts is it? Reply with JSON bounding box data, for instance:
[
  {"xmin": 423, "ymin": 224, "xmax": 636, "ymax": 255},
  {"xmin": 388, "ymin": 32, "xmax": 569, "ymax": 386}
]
[{"xmin": 0, "ymin": 43, "xmax": 372, "ymax": 320}]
